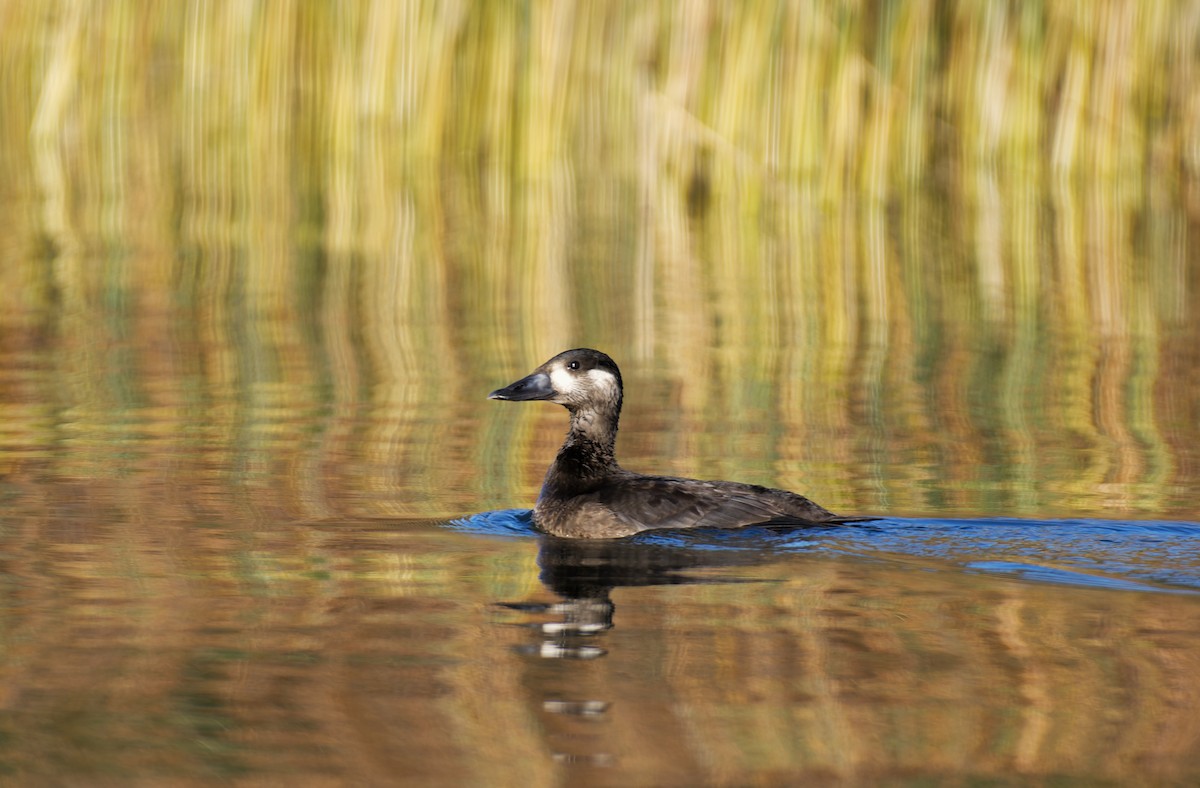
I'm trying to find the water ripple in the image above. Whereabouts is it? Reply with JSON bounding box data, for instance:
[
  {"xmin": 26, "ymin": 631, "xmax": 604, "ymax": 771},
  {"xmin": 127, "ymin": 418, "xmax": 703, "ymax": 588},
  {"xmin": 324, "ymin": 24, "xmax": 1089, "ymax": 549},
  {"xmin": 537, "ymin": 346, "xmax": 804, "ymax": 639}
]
[
  {"xmin": 446, "ymin": 513, "xmax": 1200, "ymax": 593},
  {"xmin": 448, "ymin": 508, "xmax": 537, "ymax": 537}
]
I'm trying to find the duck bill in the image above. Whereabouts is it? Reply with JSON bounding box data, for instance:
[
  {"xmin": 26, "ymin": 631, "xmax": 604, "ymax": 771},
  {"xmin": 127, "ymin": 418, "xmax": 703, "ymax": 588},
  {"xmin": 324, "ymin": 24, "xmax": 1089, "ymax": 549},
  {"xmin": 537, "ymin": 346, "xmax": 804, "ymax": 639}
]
[{"xmin": 488, "ymin": 371, "xmax": 555, "ymax": 401}]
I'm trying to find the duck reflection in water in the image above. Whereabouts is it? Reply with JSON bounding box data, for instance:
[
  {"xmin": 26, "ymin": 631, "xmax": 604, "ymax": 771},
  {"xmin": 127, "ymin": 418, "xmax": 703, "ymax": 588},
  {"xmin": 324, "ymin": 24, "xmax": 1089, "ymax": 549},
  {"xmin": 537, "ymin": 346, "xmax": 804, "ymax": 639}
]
[
  {"xmin": 498, "ymin": 533, "xmax": 771, "ymax": 658},
  {"xmin": 490, "ymin": 349, "xmax": 870, "ymax": 538},
  {"xmin": 495, "ymin": 533, "xmax": 776, "ymax": 767}
]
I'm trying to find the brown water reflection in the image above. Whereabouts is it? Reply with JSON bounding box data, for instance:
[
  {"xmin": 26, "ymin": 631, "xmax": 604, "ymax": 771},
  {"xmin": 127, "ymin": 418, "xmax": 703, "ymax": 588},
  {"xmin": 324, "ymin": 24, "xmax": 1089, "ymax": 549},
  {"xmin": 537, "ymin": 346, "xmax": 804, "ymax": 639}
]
[
  {"xmin": 2, "ymin": 510, "xmax": 1198, "ymax": 785},
  {"xmin": 503, "ymin": 534, "xmax": 1200, "ymax": 785}
]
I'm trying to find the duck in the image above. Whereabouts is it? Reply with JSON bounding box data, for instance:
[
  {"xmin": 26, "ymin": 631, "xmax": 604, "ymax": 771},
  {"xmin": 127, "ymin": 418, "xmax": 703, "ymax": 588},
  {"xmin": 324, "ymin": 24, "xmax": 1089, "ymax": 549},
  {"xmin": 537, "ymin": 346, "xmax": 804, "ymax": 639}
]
[{"xmin": 489, "ymin": 348, "xmax": 858, "ymax": 539}]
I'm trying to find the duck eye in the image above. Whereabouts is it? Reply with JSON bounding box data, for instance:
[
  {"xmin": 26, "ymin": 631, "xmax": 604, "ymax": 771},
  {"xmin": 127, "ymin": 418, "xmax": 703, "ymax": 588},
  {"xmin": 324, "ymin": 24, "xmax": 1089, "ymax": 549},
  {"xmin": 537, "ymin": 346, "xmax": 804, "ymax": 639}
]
[{"xmin": 567, "ymin": 361, "xmax": 580, "ymax": 371}]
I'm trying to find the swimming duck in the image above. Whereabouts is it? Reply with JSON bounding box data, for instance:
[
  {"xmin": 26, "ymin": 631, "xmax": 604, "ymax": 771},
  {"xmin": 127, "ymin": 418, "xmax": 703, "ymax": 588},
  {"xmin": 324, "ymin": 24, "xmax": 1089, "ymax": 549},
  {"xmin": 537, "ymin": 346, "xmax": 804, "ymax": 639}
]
[{"xmin": 489, "ymin": 348, "xmax": 854, "ymax": 539}]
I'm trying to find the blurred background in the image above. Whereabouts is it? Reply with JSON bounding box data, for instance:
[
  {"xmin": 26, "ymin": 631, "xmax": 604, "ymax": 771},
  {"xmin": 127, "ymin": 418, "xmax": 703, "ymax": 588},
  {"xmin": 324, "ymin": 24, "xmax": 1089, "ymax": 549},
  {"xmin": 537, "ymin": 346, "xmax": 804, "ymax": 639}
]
[
  {"xmin": 3, "ymin": 3, "xmax": 1200, "ymax": 785},
  {"xmin": 1, "ymin": 0, "xmax": 1198, "ymax": 520}
]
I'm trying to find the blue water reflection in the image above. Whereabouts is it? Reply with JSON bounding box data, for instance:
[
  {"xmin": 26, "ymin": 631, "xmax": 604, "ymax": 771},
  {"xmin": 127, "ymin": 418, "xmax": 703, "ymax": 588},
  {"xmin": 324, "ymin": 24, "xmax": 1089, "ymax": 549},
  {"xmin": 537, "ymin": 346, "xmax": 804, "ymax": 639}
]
[{"xmin": 450, "ymin": 511, "xmax": 1200, "ymax": 593}]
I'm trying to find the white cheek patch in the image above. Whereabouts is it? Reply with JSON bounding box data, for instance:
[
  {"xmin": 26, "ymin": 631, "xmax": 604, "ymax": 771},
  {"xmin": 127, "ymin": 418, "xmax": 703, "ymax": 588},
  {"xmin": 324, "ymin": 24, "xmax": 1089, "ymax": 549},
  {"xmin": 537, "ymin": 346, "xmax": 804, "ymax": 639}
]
[
  {"xmin": 549, "ymin": 366, "xmax": 579, "ymax": 396},
  {"xmin": 587, "ymin": 368, "xmax": 618, "ymax": 397}
]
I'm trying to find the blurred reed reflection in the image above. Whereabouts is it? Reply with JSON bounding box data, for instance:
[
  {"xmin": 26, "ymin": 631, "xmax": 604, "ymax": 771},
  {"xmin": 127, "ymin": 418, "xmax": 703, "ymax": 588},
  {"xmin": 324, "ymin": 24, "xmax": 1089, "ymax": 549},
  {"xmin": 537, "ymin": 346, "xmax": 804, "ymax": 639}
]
[
  {"xmin": 1, "ymin": 191, "xmax": 1196, "ymax": 522},
  {"xmin": 0, "ymin": 1, "xmax": 1197, "ymax": 520}
]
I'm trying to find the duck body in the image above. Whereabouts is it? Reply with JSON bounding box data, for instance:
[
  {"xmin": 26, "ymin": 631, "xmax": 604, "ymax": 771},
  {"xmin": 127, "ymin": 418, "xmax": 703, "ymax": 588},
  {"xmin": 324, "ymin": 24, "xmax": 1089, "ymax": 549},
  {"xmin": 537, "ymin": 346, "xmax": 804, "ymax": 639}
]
[{"xmin": 489, "ymin": 348, "xmax": 849, "ymax": 539}]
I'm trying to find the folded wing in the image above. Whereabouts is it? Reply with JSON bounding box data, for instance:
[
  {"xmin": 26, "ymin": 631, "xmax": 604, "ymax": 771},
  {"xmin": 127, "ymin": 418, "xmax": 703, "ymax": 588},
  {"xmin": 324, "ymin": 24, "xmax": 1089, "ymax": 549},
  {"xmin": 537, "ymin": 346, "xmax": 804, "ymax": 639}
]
[{"xmin": 590, "ymin": 475, "xmax": 839, "ymax": 534}]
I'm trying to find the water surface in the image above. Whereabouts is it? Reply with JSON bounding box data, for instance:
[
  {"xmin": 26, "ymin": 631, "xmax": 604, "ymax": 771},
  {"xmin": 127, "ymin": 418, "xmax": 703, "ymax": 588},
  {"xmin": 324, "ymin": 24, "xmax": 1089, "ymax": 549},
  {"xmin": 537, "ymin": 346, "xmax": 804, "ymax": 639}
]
[
  {"xmin": 2, "ymin": 240, "xmax": 1199, "ymax": 784},
  {"xmin": 2, "ymin": 3, "xmax": 1200, "ymax": 783},
  {"xmin": 5, "ymin": 499, "xmax": 1200, "ymax": 785}
]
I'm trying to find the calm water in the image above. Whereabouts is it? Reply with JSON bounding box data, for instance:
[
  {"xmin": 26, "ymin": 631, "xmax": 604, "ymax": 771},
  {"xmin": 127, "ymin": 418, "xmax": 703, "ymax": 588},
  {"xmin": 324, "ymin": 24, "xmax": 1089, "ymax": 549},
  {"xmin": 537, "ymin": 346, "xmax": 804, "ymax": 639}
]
[
  {"xmin": 2, "ymin": 345, "xmax": 1200, "ymax": 784},
  {"xmin": 4, "ymin": 3, "xmax": 1200, "ymax": 783},
  {"xmin": 2, "ymin": 223, "xmax": 1199, "ymax": 785},
  {"xmin": 2, "ymin": 218, "xmax": 1199, "ymax": 785}
]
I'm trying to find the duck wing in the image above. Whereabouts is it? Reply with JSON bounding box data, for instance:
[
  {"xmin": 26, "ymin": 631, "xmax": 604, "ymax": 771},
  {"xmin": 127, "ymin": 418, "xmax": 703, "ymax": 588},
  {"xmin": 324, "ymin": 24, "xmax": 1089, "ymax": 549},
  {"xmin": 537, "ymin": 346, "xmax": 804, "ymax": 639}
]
[{"xmin": 591, "ymin": 475, "xmax": 841, "ymax": 534}]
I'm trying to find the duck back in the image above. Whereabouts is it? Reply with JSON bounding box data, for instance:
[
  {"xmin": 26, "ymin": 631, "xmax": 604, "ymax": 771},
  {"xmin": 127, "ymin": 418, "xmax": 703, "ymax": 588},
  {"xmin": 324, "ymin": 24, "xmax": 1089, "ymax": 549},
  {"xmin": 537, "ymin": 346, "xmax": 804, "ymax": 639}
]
[{"xmin": 535, "ymin": 471, "xmax": 843, "ymax": 539}]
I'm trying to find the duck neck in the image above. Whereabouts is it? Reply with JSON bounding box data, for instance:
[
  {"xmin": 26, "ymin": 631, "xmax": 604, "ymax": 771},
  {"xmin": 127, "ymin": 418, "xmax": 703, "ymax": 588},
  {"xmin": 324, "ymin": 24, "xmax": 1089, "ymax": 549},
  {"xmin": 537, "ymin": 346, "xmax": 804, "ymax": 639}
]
[{"xmin": 553, "ymin": 405, "xmax": 621, "ymax": 480}]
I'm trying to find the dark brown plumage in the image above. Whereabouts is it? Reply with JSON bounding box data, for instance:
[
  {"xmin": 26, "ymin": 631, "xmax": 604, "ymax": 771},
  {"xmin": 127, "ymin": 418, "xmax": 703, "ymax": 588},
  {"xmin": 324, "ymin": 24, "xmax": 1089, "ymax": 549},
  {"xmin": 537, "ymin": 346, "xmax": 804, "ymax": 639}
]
[{"xmin": 489, "ymin": 348, "xmax": 851, "ymax": 539}]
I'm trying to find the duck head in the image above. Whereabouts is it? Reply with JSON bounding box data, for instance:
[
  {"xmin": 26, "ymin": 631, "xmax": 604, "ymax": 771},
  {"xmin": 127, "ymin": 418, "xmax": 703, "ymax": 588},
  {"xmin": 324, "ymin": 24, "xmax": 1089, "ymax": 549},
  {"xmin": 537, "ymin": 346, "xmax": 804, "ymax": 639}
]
[{"xmin": 489, "ymin": 348, "xmax": 623, "ymax": 415}]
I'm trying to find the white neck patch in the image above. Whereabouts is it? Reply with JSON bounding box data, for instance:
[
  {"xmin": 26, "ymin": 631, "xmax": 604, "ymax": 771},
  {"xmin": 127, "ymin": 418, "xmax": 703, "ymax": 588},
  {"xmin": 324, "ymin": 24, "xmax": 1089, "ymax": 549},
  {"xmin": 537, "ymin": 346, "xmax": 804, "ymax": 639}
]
[{"xmin": 586, "ymin": 368, "xmax": 618, "ymax": 398}]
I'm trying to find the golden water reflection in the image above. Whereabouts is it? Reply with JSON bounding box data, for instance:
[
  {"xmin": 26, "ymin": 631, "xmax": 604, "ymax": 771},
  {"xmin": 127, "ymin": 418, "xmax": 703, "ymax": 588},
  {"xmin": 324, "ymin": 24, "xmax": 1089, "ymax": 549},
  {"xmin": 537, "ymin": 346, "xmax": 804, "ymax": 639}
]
[{"xmin": 1, "ymin": 268, "xmax": 1196, "ymax": 524}]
